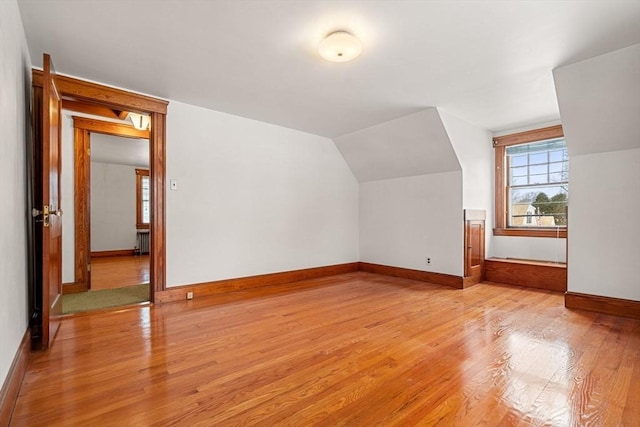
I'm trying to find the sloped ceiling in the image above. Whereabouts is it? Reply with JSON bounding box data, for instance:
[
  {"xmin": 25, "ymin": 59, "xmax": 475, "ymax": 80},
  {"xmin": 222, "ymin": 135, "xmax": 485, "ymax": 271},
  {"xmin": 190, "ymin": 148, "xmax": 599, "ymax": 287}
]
[
  {"xmin": 554, "ymin": 44, "xmax": 640, "ymax": 156},
  {"xmin": 333, "ymin": 108, "xmax": 459, "ymax": 183}
]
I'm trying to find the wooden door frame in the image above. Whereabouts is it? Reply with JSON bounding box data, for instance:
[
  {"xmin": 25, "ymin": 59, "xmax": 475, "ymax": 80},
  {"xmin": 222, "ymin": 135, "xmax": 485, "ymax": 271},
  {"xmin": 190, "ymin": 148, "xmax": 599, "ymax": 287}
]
[
  {"xmin": 32, "ymin": 70, "xmax": 168, "ymax": 302},
  {"xmin": 69, "ymin": 116, "xmax": 150, "ymax": 294}
]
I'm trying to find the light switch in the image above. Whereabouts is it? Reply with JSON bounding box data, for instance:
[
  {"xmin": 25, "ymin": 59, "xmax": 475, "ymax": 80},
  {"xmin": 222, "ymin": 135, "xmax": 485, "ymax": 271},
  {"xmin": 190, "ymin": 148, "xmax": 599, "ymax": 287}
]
[{"xmin": 170, "ymin": 179, "xmax": 178, "ymax": 191}]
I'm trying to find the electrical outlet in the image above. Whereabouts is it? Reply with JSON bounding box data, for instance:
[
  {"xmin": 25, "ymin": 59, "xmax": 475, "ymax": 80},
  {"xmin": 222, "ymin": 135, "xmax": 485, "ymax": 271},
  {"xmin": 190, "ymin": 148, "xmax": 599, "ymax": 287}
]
[
  {"xmin": 426, "ymin": 257, "xmax": 431, "ymax": 265},
  {"xmin": 186, "ymin": 291, "xmax": 194, "ymax": 300}
]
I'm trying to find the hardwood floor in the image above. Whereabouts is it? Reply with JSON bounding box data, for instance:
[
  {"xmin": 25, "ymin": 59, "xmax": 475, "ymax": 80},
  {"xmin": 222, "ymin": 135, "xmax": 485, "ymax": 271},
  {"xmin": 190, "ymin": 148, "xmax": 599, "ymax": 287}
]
[
  {"xmin": 90, "ymin": 255, "xmax": 150, "ymax": 290},
  {"xmin": 11, "ymin": 272, "xmax": 640, "ymax": 426}
]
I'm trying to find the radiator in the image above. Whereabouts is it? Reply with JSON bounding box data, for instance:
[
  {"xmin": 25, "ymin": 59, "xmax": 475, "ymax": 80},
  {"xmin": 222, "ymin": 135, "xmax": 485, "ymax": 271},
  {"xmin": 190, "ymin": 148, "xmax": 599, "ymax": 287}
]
[{"xmin": 136, "ymin": 230, "xmax": 150, "ymax": 255}]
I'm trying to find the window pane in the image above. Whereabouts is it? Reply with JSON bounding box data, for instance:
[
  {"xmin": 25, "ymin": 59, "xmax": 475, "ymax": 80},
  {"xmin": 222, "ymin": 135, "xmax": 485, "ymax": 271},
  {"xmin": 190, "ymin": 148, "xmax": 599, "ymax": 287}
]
[
  {"xmin": 549, "ymin": 172, "xmax": 565, "ymax": 183},
  {"xmin": 549, "ymin": 150, "xmax": 564, "ymax": 162},
  {"xmin": 529, "ymin": 164, "xmax": 547, "ymax": 176},
  {"xmin": 509, "ymin": 184, "xmax": 568, "ymax": 227},
  {"xmin": 511, "ymin": 166, "xmax": 528, "ymax": 177},
  {"xmin": 549, "ymin": 162, "xmax": 564, "ymax": 173},
  {"xmin": 511, "ymin": 155, "xmax": 527, "ymax": 167},
  {"xmin": 529, "ymin": 173, "xmax": 548, "ymax": 185},
  {"xmin": 511, "ymin": 176, "xmax": 527, "ymax": 186},
  {"xmin": 143, "ymin": 202, "xmax": 150, "ymax": 224},
  {"xmin": 529, "ymin": 152, "xmax": 547, "ymax": 165}
]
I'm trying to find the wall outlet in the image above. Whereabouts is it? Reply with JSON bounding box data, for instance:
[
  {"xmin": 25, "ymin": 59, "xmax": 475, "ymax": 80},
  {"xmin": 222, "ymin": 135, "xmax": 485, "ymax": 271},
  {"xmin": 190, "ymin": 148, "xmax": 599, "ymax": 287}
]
[
  {"xmin": 426, "ymin": 257, "xmax": 431, "ymax": 265},
  {"xmin": 186, "ymin": 291, "xmax": 194, "ymax": 300}
]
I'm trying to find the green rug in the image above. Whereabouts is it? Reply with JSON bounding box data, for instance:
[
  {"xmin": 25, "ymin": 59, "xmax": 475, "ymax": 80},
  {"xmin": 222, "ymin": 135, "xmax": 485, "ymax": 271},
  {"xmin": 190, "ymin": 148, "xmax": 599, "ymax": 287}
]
[{"xmin": 62, "ymin": 284, "xmax": 149, "ymax": 314}]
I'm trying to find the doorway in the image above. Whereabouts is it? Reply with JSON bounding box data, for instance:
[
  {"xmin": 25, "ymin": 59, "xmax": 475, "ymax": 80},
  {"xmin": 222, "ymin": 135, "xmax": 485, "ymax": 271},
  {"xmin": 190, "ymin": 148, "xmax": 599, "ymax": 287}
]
[
  {"xmin": 30, "ymin": 62, "xmax": 168, "ymax": 348},
  {"xmin": 62, "ymin": 113, "xmax": 151, "ymax": 313}
]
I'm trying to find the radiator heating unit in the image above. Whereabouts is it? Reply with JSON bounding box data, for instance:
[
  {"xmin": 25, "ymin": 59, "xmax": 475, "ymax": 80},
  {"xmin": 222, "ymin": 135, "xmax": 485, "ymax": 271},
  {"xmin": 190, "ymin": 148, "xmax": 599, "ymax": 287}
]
[{"xmin": 136, "ymin": 230, "xmax": 150, "ymax": 255}]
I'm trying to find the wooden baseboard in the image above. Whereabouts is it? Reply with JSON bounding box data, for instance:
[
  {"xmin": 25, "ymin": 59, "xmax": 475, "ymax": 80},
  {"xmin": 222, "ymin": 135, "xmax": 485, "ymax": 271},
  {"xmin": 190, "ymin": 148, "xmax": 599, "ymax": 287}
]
[
  {"xmin": 462, "ymin": 274, "xmax": 484, "ymax": 288},
  {"xmin": 62, "ymin": 282, "xmax": 86, "ymax": 295},
  {"xmin": 91, "ymin": 249, "xmax": 135, "ymax": 258},
  {"xmin": 485, "ymin": 258, "xmax": 566, "ymax": 292},
  {"xmin": 0, "ymin": 329, "xmax": 30, "ymax": 426},
  {"xmin": 155, "ymin": 263, "xmax": 359, "ymax": 303},
  {"xmin": 565, "ymin": 292, "xmax": 640, "ymax": 320},
  {"xmin": 358, "ymin": 262, "xmax": 464, "ymax": 289}
]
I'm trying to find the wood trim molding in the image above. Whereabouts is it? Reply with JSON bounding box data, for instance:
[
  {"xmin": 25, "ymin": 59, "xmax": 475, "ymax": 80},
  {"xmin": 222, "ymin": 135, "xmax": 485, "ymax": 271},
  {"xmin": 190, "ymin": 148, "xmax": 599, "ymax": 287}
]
[
  {"xmin": 62, "ymin": 282, "xmax": 86, "ymax": 295},
  {"xmin": 493, "ymin": 125, "xmax": 564, "ymax": 147},
  {"xmin": 32, "ymin": 69, "xmax": 168, "ymax": 114},
  {"xmin": 74, "ymin": 127, "xmax": 90, "ymax": 292},
  {"xmin": 72, "ymin": 116, "xmax": 149, "ymax": 139},
  {"xmin": 462, "ymin": 275, "xmax": 483, "ymax": 288},
  {"xmin": 358, "ymin": 262, "xmax": 465, "ymax": 289},
  {"xmin": 91, "ymin": 249, "xmax": 136, "ymax": 258},
  {"xmin": 155, "ymin": 263, "xmax": 359, "ymax": 303},
  {"xmin": 565, "ymin": 292, "xmax": 640, "ymax": 320},
  {"xmin": 484, "ymin": 258, "xmax": 567, "ymax": 292},
  {"xmin": 493, "ymin": 227, "xmax": 567, "ymax": 238},
  {"xmin": 149, "ymin": 111, "xmax": 167, "ymax": 299},
  {"xmin": 0, "ymin": 329, "xmax": 30, "ymax": 426},
  {"xmin": 62, "ymin": 100, "xmax": 124, "ymax": 120}
]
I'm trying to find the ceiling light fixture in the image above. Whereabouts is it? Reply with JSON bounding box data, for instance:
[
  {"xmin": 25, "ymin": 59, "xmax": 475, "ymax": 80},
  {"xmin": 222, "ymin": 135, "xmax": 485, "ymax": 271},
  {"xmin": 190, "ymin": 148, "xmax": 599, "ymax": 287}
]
[
  {"xmin": 319, "ymin": 31, "xmax": 362, "ymax": 63},
  {"xmin": 128, "ymin": 112, "xmax": 151, "ymax": 131}
]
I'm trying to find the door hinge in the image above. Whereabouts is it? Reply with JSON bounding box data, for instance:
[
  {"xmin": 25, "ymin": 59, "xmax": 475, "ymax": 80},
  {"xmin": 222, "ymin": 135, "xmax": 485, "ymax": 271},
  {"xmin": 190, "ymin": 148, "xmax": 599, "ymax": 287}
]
[{"xmin": 87, "ymin": 263, "xmax": 91, "ymax": 272}]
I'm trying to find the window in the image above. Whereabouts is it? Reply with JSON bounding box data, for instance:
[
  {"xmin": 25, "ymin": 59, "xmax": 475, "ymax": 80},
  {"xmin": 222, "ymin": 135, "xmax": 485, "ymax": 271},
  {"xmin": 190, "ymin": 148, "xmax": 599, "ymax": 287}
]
[
  {"xmin": 136, "ymin": 169, "xmax": 150, "ymax": 229},
  {"xmin": 494, "ymin": 125, "xmax": 568, "ymax": 238}
]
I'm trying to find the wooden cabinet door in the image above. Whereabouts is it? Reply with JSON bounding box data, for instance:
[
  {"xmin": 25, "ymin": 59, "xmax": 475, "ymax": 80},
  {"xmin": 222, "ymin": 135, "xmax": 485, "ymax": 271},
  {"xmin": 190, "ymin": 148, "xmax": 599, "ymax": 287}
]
[{"xmin": 464, "ymin": 217, "xmax": 485, "ymax": 282}]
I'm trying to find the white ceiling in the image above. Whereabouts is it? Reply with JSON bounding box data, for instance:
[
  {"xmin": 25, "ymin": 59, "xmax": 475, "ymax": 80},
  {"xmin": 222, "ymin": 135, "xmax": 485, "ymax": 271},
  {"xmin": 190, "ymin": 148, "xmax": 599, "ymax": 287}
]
[
  {"xmin": 18, "ymin": 0, "xmax": 640, "ymax": 138},
  {"xmin": 90, "ymin": 133, "xmax": 149, "ymax": 168}
]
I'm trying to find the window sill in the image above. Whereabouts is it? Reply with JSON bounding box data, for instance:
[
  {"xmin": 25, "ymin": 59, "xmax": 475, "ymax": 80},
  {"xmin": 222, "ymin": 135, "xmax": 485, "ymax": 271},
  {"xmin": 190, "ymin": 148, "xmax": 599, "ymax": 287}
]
[
  {"xmin": 136, "ymin": 224, "xmax": 150, "ymax": 230},
  {"xmin": 493, "ymin": 227, "xmax": 567, "ymax": 238}
]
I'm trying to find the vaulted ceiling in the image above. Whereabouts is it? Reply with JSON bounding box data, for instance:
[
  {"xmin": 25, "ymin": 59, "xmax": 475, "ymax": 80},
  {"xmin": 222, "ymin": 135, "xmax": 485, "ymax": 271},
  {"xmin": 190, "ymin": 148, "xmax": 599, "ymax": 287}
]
[{"xmin": 18, "ymin": 0, "xmax": 640, "ymax": 138}]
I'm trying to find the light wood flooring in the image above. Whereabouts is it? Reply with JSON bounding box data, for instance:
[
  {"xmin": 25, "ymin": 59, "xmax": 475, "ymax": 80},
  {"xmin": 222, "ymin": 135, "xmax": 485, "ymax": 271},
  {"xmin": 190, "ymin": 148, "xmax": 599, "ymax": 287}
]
[
  {"xmin": 90, "ymin": 255, "xmax": 150, "ymax": 290},
  {"xmin": 11, "ymin": 272, "xmax": 640, "ymax": 426}
]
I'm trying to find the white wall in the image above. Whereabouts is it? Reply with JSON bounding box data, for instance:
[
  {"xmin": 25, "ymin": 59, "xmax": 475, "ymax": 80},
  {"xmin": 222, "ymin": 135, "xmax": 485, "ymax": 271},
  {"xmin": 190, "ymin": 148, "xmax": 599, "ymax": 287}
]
[
  {"xmin": 0, "ymin": 0, "xmax": 31, "ymax": 392},
  {"xmin": 360, "ymin": 172, "xmax": 464, "ymax": 277},
  {"xmin": 166, "ymin": 101, "xmax": 359, "ymax": 287},
  {"xmin": 439, "ymin": 109, "xmax": 494, "ymax": 260},
  {"xmin": 568, "ymin": 149, "xmax": 640, "ymax": 300},
  {"xmin": 492, "ymin": 235, "xmax": 566, "ymax": 263},
  {"xmin": 90, "ymin": 162, "xmax": 139, "ymax": 252},
  {"xmin": 554, "ymin": 45, "xmax": 640, "ymax": 300}
]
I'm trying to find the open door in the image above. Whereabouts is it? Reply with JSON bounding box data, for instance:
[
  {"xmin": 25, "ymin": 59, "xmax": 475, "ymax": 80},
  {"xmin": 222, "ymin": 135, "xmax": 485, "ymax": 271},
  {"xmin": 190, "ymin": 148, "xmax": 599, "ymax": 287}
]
[
  {"xmin": 31, "ymin": 54, "xmax": 63, "ymax": 350},
  {"xmin": 30, "ymin": 64, "xmax": 167, "ymax": 318}
]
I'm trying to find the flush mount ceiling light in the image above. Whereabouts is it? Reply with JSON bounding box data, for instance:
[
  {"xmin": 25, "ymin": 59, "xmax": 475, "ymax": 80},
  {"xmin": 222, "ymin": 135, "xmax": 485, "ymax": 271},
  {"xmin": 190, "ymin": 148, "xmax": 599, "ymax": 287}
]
[
  {"xmin": 319, "ymin": 31, "xmax": 362, "ymax": 63},
  {"xmin": 128, "ymin": 112, "xmax": 151, "ymax": 131}
]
